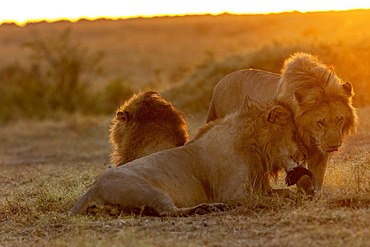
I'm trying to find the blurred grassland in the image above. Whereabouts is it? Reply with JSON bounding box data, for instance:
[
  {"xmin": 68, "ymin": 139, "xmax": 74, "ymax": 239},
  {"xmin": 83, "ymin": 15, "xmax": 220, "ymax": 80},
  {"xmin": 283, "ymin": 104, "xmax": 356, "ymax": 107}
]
[{"xmin": 0, "ymin": 10, "xmax": 370, "ymax": 122}]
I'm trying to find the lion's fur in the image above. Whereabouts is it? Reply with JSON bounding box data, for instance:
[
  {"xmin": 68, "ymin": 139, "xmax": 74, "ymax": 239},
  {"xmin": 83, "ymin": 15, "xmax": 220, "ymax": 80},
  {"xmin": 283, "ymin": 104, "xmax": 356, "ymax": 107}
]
[
  {"xmin": 71, "ymin": 102, "xmax": 306, "ymax": 215},
  {"xmin": 109, "ymin": 91, "xmax": 188, "ymax": 167},
  {"xmin": 279, "ymin": 53, "xmax": 357, "ymax": 137},
  {"xmin": 206, "ymin": 52, "xmax": 358, "ymax": 190}
]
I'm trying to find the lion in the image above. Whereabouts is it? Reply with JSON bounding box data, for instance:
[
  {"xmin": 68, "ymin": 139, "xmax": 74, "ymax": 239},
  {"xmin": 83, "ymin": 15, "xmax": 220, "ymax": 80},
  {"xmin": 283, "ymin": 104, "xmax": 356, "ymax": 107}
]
[
  {"xmin": 70, "ymin": 102, "xmax": 308, "ymax": 216},
  {"xmin": 206, "ymin": 52, "xmax": 358, "ymax": 191},
  {"xmin": 109, "ymin": 91, "xmax": 189, "ymax": 167}
]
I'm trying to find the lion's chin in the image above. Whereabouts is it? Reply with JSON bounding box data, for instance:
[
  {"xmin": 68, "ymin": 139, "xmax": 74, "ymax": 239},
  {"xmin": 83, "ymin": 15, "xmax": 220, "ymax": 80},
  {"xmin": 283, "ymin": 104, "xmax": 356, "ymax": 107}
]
[
  {"xmin": 324, "ymin": 146, "xmax": 339, "ymax": 153},
  {"xmin": 317, "ymin": 145, "xmax": 339, "ymax": 153}
]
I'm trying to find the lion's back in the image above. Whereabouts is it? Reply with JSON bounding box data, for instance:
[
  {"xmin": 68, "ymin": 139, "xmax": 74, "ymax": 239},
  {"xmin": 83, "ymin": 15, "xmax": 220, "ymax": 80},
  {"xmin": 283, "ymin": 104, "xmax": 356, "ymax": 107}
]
[{"xmin": 207, "ymin": 69, "xmax": 281, "ymax": 122}]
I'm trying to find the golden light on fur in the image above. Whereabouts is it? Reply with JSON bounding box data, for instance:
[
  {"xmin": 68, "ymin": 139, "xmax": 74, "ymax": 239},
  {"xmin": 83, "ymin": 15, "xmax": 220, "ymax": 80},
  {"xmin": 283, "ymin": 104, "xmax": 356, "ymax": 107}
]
[
  {"xmin": 279, "ymin": 53, "xmax": 358, "ymax": 147},
  {"xmin": 70, "ymin": 102, "xmax": 306, "ymax": 216},
  {"xmin": 109, "ymin": 91, "xmax": 188, "ymax": 167},
  {"xmin": 206, "ymin": 52, "xmax": 358, "ymax": 191}
]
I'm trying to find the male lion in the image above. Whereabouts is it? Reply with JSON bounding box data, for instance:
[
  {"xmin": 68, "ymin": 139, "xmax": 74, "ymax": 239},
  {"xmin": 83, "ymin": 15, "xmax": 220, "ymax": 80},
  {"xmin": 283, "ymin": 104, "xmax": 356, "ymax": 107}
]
[
  {"xmin": 70, "ymin": 102, "xmax": 307, "ymax": 216},
  {"xmin": 109, "ymin": 91, "xmax": 188, "ymax": 167},
  {"xmin": 206, "ymin": 52, "xmax": 357, "ymax": 191}
]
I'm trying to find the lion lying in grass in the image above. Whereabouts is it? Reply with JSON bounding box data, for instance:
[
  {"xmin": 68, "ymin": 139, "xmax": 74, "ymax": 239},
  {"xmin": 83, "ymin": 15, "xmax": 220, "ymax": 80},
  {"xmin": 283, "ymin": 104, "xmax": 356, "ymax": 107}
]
[
  {"xmin": 207, "ymin": 53, "xmax": 357, "ymax": 191},
  {"xmin": 70, "ymin": 102, "xmax": 307, "ymax": 216},
  {"xmin": 109, "ymin": 91, "xmax": 188, "ymax": 167}
]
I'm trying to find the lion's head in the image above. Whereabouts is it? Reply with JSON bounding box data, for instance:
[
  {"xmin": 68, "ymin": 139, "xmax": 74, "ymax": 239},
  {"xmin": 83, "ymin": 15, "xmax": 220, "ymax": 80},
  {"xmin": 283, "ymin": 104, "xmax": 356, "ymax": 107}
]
[
  {"xmin": 277, "ymin": 53, "xmax": 358, "ymax": 152},
  {"xmin": 245, "ymin": 103, "xmax": 308, "ymax": 179},
  {"xmin": 109, "ymin": 91, "xmax": 188, "ymax": 167}
]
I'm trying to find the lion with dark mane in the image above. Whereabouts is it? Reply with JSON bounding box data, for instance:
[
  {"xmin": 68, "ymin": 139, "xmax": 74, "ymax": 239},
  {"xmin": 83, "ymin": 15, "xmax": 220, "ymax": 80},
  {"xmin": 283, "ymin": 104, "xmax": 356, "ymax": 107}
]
[
  {"xmin": 207, "ymin": 52, "xmax": 358, "ymax": 191},
  {"xmin": 70, "ymin": 102, "xmax": 307, "ymax": 216},
  {"xmin": 109, "ymin": 91, "xmax": 188, "ymax": 167}
]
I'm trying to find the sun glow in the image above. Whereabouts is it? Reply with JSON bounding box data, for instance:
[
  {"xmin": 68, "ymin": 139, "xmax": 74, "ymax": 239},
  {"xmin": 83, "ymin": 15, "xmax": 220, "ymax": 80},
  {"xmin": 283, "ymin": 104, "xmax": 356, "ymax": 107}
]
[{"xmin": 1, "ymin": 0, "xmax": 370, "ymax": 26}]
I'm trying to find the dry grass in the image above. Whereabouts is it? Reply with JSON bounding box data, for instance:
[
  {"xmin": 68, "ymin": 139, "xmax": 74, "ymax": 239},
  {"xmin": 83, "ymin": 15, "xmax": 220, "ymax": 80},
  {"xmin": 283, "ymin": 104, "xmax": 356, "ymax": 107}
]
[{"xmin": 0, "ymin": 108, "xmax": 369, "ymax": 247}]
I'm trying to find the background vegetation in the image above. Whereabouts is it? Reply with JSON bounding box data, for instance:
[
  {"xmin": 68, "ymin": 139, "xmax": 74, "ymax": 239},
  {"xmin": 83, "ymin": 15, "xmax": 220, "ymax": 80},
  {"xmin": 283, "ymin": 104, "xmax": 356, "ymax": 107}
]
[
  {"xmin": 166, "ymin": 40, "xmax": 370, "ymax": 113},
  {"xmin": 0, "ymin": 28, "xmax": 134, "ymax": 122},
  {"xmin": 0, "ymin": 10, "xmax": 369, "ymax": 246},
  {"xmin": 0, "ymin": 10, "xmax": 369, "ymax": 122}
]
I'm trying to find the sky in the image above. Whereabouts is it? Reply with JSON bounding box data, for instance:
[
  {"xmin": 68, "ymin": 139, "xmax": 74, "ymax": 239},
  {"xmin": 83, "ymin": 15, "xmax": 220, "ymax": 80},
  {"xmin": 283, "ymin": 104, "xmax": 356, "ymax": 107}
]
[{"xmin": 1, "ymin": 0, "xmax": 370, "ymax": 25}]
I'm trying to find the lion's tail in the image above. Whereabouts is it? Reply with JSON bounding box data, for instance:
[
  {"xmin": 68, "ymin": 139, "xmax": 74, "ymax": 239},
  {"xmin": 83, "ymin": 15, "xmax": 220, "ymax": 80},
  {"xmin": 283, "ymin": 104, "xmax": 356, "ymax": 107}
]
[{"xmin": 69, "ymin": 190, "xmax": 92, "ymax": 215}]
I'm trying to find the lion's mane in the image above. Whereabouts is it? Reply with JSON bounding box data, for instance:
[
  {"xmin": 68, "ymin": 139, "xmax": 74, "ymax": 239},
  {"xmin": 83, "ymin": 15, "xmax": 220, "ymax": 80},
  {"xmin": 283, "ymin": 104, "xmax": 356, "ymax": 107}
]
[
  {"xmin": 109, "ymin": 91, "xmax": 188, "ymax": 166},
  {"xmin": 278, "ymin": 53, "xmax": 358, "ymax": 137}
]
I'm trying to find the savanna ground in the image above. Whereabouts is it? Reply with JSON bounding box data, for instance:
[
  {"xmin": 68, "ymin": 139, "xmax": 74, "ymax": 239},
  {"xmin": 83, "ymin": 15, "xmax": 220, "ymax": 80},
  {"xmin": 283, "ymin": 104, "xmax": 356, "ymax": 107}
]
[{"xmin": 0, "ymin": 10, "xmax": 369, "ymax": 246}]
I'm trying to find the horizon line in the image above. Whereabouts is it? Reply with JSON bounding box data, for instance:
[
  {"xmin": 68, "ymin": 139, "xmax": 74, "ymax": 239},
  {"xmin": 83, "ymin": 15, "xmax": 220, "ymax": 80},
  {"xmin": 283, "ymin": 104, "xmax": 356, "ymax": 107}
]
[{"xmin": 1, "ymin": 8, "xmax": 369, "ymax": 27}]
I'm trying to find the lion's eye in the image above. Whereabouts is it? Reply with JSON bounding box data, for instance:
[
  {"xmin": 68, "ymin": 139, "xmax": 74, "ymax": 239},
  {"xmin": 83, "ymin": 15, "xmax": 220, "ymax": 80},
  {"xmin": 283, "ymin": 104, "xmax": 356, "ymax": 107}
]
[{"xmin": 338, "ymin": 117, "xmax": 344, "ymax": 124}]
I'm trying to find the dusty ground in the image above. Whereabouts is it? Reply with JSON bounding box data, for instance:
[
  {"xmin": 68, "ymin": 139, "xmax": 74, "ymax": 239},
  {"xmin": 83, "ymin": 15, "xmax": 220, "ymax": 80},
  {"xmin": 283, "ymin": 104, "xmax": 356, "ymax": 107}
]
[{"xmin": 0, "ymin": 107, "xmax": 369, "ymax": 247}]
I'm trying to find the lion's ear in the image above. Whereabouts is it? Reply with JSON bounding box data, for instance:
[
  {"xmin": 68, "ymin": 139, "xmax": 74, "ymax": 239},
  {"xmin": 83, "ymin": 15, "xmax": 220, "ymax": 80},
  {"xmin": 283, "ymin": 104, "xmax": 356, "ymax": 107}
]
[
  {"xmin": 116, "ymin": 110, "xmax": 130, "ymax": 122},
  {"xmin": 342, "ymin": 81, "xmax": 354, "ymax": 97},
  {"xmin": 268, "ymin": 105, "xmax": 291, "ymax": 124}
]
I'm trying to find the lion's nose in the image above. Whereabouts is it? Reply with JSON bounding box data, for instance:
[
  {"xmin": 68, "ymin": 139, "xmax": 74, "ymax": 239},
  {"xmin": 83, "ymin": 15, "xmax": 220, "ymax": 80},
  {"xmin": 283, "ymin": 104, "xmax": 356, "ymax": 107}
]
[{"xmin": 324, "ymin": 139, "xmax": 342, "ymax": 153}]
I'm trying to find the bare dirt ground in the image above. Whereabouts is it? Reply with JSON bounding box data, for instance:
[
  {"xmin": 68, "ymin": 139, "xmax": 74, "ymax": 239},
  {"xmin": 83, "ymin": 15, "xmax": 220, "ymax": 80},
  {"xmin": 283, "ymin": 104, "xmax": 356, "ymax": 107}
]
[{"xmin": 0, "ymin": 107, "xmax": 369, "ymax": 247}]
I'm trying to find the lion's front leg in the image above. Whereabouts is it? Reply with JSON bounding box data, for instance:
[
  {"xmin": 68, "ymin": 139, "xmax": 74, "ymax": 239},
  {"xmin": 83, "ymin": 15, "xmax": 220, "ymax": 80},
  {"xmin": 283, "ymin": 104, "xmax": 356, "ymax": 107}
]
[
  {"xmin": 302, "ymin": 149, "xmax": 328, "ymax": 192},
  {"xmin": 296, "ymin": 175, "xmax": 317, "ymax": 196}
]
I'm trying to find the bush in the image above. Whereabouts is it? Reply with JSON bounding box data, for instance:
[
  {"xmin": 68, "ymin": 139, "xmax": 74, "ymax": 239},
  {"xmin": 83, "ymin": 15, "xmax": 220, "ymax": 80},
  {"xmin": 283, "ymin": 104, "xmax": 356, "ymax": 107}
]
[
  {"xmin": 0, "ymin": 29, "xmax": 136, "ymax": 123},
  {"xmin": 98, "ymin": 77, "xmax": 135, "ymax": 113},
  {"xmin": 0, "ymin": 63, "xmax": 52, "ymax": 121},
  {"xmin": 22, "ymin": 28, "xmax": 105, "ymax": 113}
]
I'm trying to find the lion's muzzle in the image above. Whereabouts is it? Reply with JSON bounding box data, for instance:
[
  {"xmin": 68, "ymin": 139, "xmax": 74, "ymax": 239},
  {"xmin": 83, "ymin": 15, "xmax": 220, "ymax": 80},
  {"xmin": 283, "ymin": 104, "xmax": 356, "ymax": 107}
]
[{"xmin": 323, "ymin": 128, "xmax": 343, "ymax": 153}]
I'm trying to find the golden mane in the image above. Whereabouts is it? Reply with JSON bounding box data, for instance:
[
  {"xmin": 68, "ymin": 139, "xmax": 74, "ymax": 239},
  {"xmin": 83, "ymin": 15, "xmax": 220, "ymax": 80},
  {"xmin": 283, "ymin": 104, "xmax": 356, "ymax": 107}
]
[
  {"xmin": 278, "ymin": 52, "xmax": 358, "ymax": 136},
  {"xmin": 234, "ymin": 102, "xmax": 299, "ymax": 186},
  {"xmin": 109, "ymin": 91, "xmax": 188, "ymax": 166},
  {"xmin": 195, "ymin": 101, "xmax": 301, "ymax": 189}
]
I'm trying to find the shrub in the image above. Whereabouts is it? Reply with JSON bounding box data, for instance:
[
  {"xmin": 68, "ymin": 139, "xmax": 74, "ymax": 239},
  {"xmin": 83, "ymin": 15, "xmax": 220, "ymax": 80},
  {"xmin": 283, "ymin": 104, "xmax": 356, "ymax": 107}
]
[
  {"xmin": 0, "ymin": 63, "xmax": 53, "ymax": 121},
  {"xmin": 22, "ymin": 28, "xmax": 105, "ymax": 113},
  {"xmin": 0, "ymin": 29, "xmax": 130, "ymax": 122},
  {"xmin": 98, "ymin": 77, "xmax": 135, "ymax": 113}
]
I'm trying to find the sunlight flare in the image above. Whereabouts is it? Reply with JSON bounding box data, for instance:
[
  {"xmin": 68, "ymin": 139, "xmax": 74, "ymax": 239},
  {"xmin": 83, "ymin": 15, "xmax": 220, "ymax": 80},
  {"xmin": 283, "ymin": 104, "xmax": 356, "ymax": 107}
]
[{"xmin": 1, "ymin": 0, "xmax": 369, "ymax": 26}]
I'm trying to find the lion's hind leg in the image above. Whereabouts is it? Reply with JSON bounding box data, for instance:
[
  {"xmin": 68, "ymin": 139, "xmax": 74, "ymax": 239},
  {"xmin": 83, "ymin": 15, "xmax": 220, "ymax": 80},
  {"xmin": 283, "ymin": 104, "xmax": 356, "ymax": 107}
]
[
  {"xmin": 159, "ymin": 203, "xmax": 226, "ymax": 217},
  {"xmin": 69, "ymin": 189, "xmax": 104, "ymax": 215}
]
